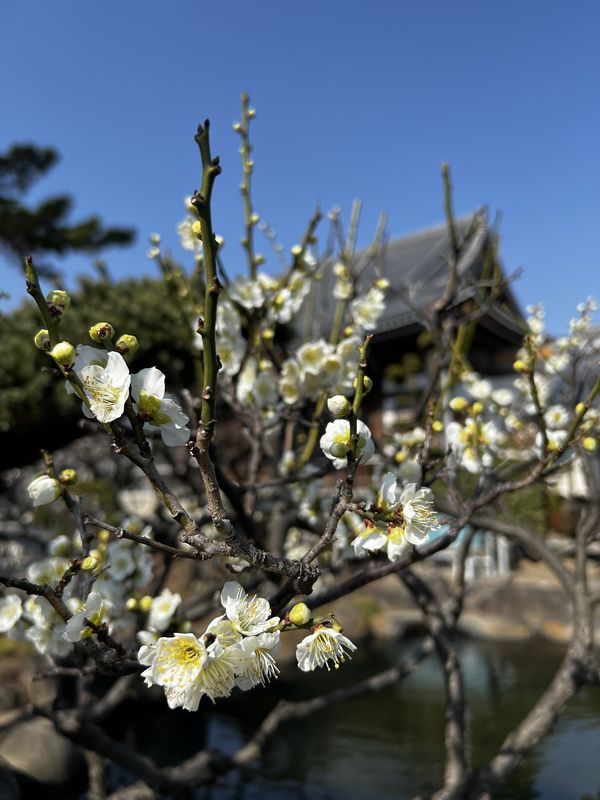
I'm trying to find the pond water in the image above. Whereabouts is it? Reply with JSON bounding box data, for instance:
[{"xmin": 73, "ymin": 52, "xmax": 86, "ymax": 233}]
[{"xmin": 116, "ymin": 636, "xmax": 600, "ymax": 800}]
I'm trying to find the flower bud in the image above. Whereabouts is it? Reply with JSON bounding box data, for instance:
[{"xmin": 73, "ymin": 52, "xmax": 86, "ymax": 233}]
[
  {"xmin": 179, "ymin": 620, "xmax": 192, "ymax": 633},
  {"xmin": 27, "ymin": 475, "xmax": 61, "ymax": 507},
  {"xmin": 51, "ymin": 341, "xmax": 76, "ymax": 368},
  {"xmin": 192, "ymin": 220, "xmax": 202, "ymax": 238},
  {"xmin": 513, "ymin": 359, "xmax": 528, "ymax": 373},
  {"xmin": 81, "ymin": 556, "xmax": 99, "ymax": 572},
  {"xmin": 125, "ymin": 597, "xmax": 138, "ymax": 611},
  {"xmin": 232, "ymin": 122, "xmax": 242, "ymax": 131},
  {"xmin": 261, "ymin": 328, "xmax": 274, "ymax": 341},
  {"xmin": 58, "ymin": 468, "xmax": 78, "ymax": 486},
  {"xmin": 291, "ymin": 244, "xmax": 302, "ymax": 257},
  {"xmin": 139, "ymin": 595, "xmax": 153, "ymax": 613},
  {"xmin": 327, "ymin": 395, "xmax": 352, "ymax": 417},
  {"xmin": 248, "ymin": 107, "xmax": 257, "ymax": 119},
  {"xmin": 46, "ymin": 289, "xmax": 71, "ymax": 318},
  {"xmin": 432, "ymin": 420, "xmax": 444, "ymax": 432},
  {"xmin": 34, "ymin": 329, "xmax": 51, "ymax": 351},
  {"xmin": 449, "ymin": 396, "xmax": 468, "ymax": 412},
  {"xmin": 575, "ymin": 402, "xmax": 586, "ymax": 415},
  {"xmin": 375, "ymin": 278, "xmax": 389, "ymax": 290},
  {"xmin": 89, "ymin": 322, "xmax": 115, "ymax": 344},
  {"xmin": 289, "ymin": 602, "xmax": 311, "ymax": 626},
  {"xmin": 89, "ymin": 548, "xmax": 104, "ymax": 563},
  {"xmin": 115, "ymin": 334, "xmax": 139, "ymax": 356},
  {"xmin": 255, "ymin": 254, "xmax": 266, "ymax": 266},
  {"xmin": 471, "ymin": 401, "xmax": 485, "ymax": 416},
  {"xmin": 97, "ymin": 529, "xmax": 111, "ymax": 544},
  {"xmin": 583, "ymin": 437, "xmax": 597, "ymax": 452},
  {"xmin": 149, "ymin": 232, "xmax": 161, "ymax": 244}
]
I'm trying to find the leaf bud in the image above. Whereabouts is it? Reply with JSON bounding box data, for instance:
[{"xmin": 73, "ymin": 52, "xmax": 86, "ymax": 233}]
[
  {"xmin": 46, "ymin": 289, "xmax": 71, "ymax": 318},
  {"xmin": 58, "ymin": 468, "xmax": 78, "ymax": 486},
  {"xmin": 353, "ymin": 375, "xmax": 373, "ymax": 394},
  {"xmin": 89, "ymin": 322, "xmax": 115, "ymax": 344},
  {"xmin": 51, "ymin": 341, "xmax": 76, "ymax": 368},
  {"xmin": 289, "ymin": 602, "xmax": 311, "ymax": 626},
  {"xmin": 34, "ymin": 329, "xmax": 51, "ymax": 351},
  {"xmin": 115, "ymin": 334, "xmax": 139, "ymax": 356},
  {"xmin": 327, "ymin": 395, "xmax": 352, "ymax": 417}
]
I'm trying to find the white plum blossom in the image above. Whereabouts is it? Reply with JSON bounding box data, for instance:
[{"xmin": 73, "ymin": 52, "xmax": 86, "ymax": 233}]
[
  {"xmin": 148, "ymin": 589, "xmax": 182, "ymax": 633},
  {"xmin": 350, "ymin": 286, "xmax": 385, "ymax": 331},
  {"xmin": 233, "ymin": 631, "xmax": 280, "ymax": 690},
  {"xmin": 296, "ymin": 626, "xmax": 357, "ymax": 672},
  {"xmin": 545, "ymin": 405, "xmax": 570, "ymax": 430},
  {"xmin": 445, "ymin": 418, "xmax": 499, "ymax": 473},
  {"xmin": 62, "ymin": 591, "xmax": 106, "ymax": 642},
  {"xmin": 320, "ymin": 419, "xmax": 375, "ymax": 469},
  {"xmin": 131, "ymin": 367, "xmax": 190, "ymax": 446},
  {"xmin": 27, "ymin": 475, "xmax": 61, "ymax": 507},
  {"xmin": 108, "ymin": 540, "xmax": 137, "ymax": 581},
  {"xmin": 0, "ymin": 594, "xmax": 23, "ymax": 633},
  {"xmin": 351, "ymin": 473, "xmax": 439, "ymax": 561},
  {"xmin": 228, "ymin": 277, "xmax": 265, "ymax": 310},
  {"xmin": 139, "ymin": 633, "xmax": 238, "ymax": 710},
  {"xmin": 80, "ymin": 351, "xmax": 131, "ymax": 424},
  {"xmin": 220, "ymin": 581, "xmax": 279, "ymax": 636},
  {"xmin": 27, "ymin": 557, "xmax": 69, "ymax": 585}
]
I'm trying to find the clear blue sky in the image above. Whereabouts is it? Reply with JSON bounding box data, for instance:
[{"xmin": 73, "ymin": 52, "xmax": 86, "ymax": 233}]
[{"xmin": 1, "ymin": 1, "xmax": 598, "ymax": 334}]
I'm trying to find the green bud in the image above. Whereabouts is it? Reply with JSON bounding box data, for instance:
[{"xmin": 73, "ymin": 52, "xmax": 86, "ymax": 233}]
[
  {"xmin": 89, "ymin": 322, "xmax": 115, "ymax": 344},
  {"xmin": 46, "ymin": 289, "xmax": 71, "ymax": 318},
  {"xmin": 289, "ymin": 602, "xmax": 311, "ymax": 626},
  {"xmin": 125, "ymin": 597, "xmax": 138, "ymax": 611},
  {"xmin": 81, "ymin": 556, "xmax": 99, "ymax": 571},
  {"xmin": 58, "ymin": 468, "xmax": 78, "ymax": 486},
  {"xmin": 34, "ymin": 329, "xmax": 51, "ymax": 351},
  {"xmin": 115, "ymin": 334, "xmax": 139, "ymax": 356},
  {"xmin": 51, "ymin": 341, "xmax": 76, "ymax": 368}
]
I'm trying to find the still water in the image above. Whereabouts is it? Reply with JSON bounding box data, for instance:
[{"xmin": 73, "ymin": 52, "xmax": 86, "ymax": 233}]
[{"xmin": 123, "ymin": 637, "xmax": 600, "ymax": 800}]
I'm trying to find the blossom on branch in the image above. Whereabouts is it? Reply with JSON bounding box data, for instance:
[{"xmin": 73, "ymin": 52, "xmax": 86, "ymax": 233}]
[
  {"xmin": 320, "ymin": 418, "xmax": 375, "ymax": 469},
  {"xmin": 296, "ymin": 625, "xmax": 357, "ymax": 672},
  {"xmin": 131, "ymin": 366, "xmax": 190, "ymax": 446}
]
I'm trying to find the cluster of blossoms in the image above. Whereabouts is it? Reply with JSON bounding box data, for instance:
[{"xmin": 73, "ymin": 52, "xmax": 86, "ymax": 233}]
[
  {"xmin": 61, "ymin": 344, "xmax": 190, "ymax": 445},
  {"xmin": 352, "ymin": 472, "xmax": 440, "ymax": 561},
  {"xmin": 137, "ymin": 582, "xmax": 356, "ymax": 710},
  {"xmin": 0, "ymin": 515, "xmax": 160, "ymax": 657},
  {"xmin": 280, "ymin": 335, "xmax": 363, "ymax": 405}
]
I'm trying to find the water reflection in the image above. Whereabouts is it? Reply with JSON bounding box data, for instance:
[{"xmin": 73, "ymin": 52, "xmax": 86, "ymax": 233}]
[{"xmin": 191, "ymin": 637, "xmax": 600, "ymax": 800}]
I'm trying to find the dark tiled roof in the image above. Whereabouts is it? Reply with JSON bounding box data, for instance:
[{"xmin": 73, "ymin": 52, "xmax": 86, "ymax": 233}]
[{"xmin": 362, "ymin": 211, "xmax": 524, "ymax": 337}]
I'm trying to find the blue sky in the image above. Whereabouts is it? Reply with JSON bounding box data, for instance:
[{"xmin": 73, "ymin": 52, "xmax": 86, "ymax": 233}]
[{"xmin": 1, "ymin": 1, "xmax": 598, "ymax": 334}]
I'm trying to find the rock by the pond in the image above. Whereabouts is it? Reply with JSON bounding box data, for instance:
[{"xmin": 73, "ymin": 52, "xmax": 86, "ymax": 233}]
[
  {"xmin": 0, "ymin": 759, "xmax": 19, "ymax": 800},
  {"xmin": 0, "ymin": 716, "xmax": 83, "ymax": 785}
]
